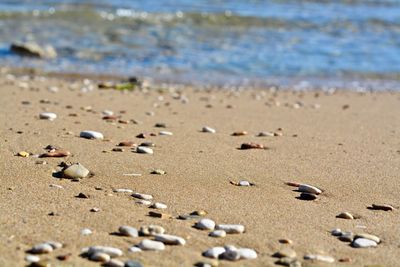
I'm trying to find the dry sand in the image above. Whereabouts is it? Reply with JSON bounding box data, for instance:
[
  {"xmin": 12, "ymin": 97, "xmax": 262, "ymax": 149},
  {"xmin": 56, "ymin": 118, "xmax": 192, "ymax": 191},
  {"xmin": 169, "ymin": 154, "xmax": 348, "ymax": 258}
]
[{"xmin": 0, "ymin": 71, "xmax": 399, "ymax": 267}]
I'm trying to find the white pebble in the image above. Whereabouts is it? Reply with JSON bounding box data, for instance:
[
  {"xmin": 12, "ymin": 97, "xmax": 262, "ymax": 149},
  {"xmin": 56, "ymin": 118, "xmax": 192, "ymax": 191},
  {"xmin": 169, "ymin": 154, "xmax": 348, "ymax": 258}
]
[
  {"xmin": 39, "ymin": 112, "xmax": 57, "ymax": 121},
  {"xmin": 215, "ymin": 224, "xmax": 245, "ymax": 234},
  {"xmin": 209, "ymin": 230, "xmax": 226, "ymax": 238},
  {"xmin": 154, "ymin": 234, "xmax": 186, "ymax": 245},
  {"xmin": 31, "ymin": 243, "xmax": 53, "ymax": 254},
  {"xmin": 49, "ymin": 184, "xmax": 64, "ymax": 189},
  {"xmin": 202, "ymin": 126, "xmax": 216, "ymax": 133},
  {"xmin": 89, "ymin": 252, "xmax": 110, "ymax": 262},
  {"xmin": 80, "ymin": 130, "xmax": 104, "ymax": 140},
  {"xmin": 25, "ymin": 255, "xmax": 40, "ymax": 263},
  {"xmin": 104, "ymin": 259, "xmax": 124, "ymax": 267},
  {"xmin": 150, "ymin": 202, "xmax": 168, "ymax": 209},
  {"xmin": 352, "ymin": 238, "xmax": 378, "ymax": 248},
  {"xmin": 87, "ymin": 246, "xmax": 123, "ymax": 257},
  {"xmin": 137, "ymin": 239, "xmax": 165, "ymax": 251},
  {"xmin": 202, "ymin": 247, "xmax": 226, "ymax": 259},
  {"xmin": 331, "ymin": 228, "xmax": 342, "ymax": 236},
  {"xmin": 118, "ymin": 226, "xmax": 138, "ymax": 237},
  {"xmin": 113, "ymin": 188, "xmax": 133, "ymax": 193},
  {"xmin": 195, "ymin": 218, "xmax": 216, "ymax": 230},
  {"xmin": 46, "ymin": 241, "xmax": 63, "ymax": 249},
  {"xmin": 135, "ymin": 200, "xmax": 152, "ymax": 206},
  {"xmin": 304, "ymin": 254, "xmax": 335, "ymax": 263},
  {"xmin": 159, "ymin": 131, "xmax": 173, "ymax": 136},
  {"xmin": 298, "ymin": 184, "xmax": 322, "ymax": 194},
  {"xmin": 128, "ymin": 246, "xmax": 142, "ymax": 253},
  {"xmin": 132, "ymin": 193, "xmax": 153, "ymax": 200},
  {"xmin": 238, "ymin": 180, "xmax": 251, "ymax": 186},
  {"xmin": 102, "ymin": 110, "xmax": 114, "ymax": 116},
  {"xmin": 136, "ymin": 146, "xmax": 153, "ymax": 154},
  {"xmin": 238, "ymin": 248, "xmax": 258, "ymax": 260},
  {"xmin": 81, "ymin": 228, "xmax": 93, "ymax": 236}
]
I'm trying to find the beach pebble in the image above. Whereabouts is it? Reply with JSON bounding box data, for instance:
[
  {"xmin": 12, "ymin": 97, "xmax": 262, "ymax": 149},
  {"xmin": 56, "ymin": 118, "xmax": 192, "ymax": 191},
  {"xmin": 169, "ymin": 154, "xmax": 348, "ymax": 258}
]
[
  {"xmin": 89, "ymin": 252, "xmax": 111, "ymax": 262},
  {"xmin": 30, "ymin": 243, "xmax": 53, "ymax": 254},
  {"xmin": 371, "ymin": 204, "xmax": 395, "ymax": 211},
  {"xmin": 209, "ymin": 230, "xmax": 226, "ymax": 238},
  {"xmin": 151, "ymin": 169, "xmax": 166, "ymax": 175},
  {"xmin": 118, "ymin": 226, "xmax": 138, "ymax": 237},
  {"xmin": 87, "ymin": 246, "xmax": 123, "ymax": 257},
  {"xmin": 352, "ymin": 238, "xmax": 378, "ymax": 248},
  {"xmin": 154, "ymin": 123, "xmax": 166, "ymax": 128},
  {"xmin": 45, "ymin": 241, "xmax": 62, "ymax": 249},
  {"xmin": 112, "ymin": 148, "xmax": 124, "ymax": 152},
  {"xmin": 139, "ymin": 225, "xmax": 165, "ymax": 236},
  {"xmin": 304, "ymin": 254, "xmax": 335, "ymax": 263},
  {"xmin": 90, "ymin": 207, "xmax": 100, "ymax": 212},
  {"xmin": 336, "ymin": 212, "xmax": 354, "ymax": 220},
  {"xmin": 137, "ymin": 239, "xmax": 165, "ymax": 251},
  {"xmin": 155, "ymin": 234, "xmax": 186, "ymax": 245},
  {"xmin": 135, "ymin": 200, "xmax": 152, "ymax": 206},
  {"xmin": 195, "ymin": 218, "xmax": 216, "ymax": 230},
  {"xmin": 221, "ymin": 248, "xmax": 240, "ymax": 261},
  {"xmin": 39, "ymin": 112, "xmax": 57, "ymax": 121},
  {"xmin": 215, "ymin": 224, "xmax": 245, "ymax": 234},
  {"xmin": 238, "ymin": 248, "xmax": 257, "ymax": 260},
  {"xmin": 124, "ymin": 260, "xmax": 144, "ymax": 267},
  {"xmin": 49, "ymin": 184, "xmax": 63, "ymax": 189},
  {"xmin": 118, "ymin": 141, "xmax": 136, "ymax": 147},
  {"xmin": 338, "ymin": 231, "xmax": 354, "ymax": 242},
  {"xmin": 257, "ymin": 131, "xmax": 274, "ymax": 137},
  {"xmin": 132, "ymin": 193, "xmax": 153, "ymax": 200},
  {"xmin": 25, "ymin": 255, "xmax": 40, "ymax": 263},
  {"xmin": 278, "ymin": 239, "xmax": 293, "ymax": 244},
  {"xmin": 240, "ymin": 142, "xmax": 265, "ymax": 149},
  {"xmin": 81, "ymin": 228, "xmax": 92, "ymax": 236},
  {"xmin": 102, "ymin": 110, "xmax": 114, "ymax": 116},
  {"xmin": 159, "ymin": 131, "xmax": 173, "ymax": 136},
  {"xmin": 128, "ymin": 247, "xmax": 142, "ymax": 253},
  {"xmin": 299, "ymin": 192, "xmax": 317, "ymax": 200},
  {"xmin": 40, "ymin": 150, "xmax": 70, "ymax": 158},
  {"xmin": 80, "ymin": 130, "xmax": 104, "ymax": 140},
  {"xmin": 355, "ymin": 233, "xmax": 380, "ymax": 243},
  {"xmin": 148, "ymin": 211, "xmax": 171, "ymax": 219},
  {"xmin": 298, "ymin": 184, "xmax": 322, "ymax": 194},
  {"xmin": 136, "ymin": 146, "xmax": 153, "ymax": 154},
  {"xmin": 202, "ymin": 126, "xmax": 216, "ymax": 133},
  {"xmin": 232, "ymin": 131, "xmax": 248, "ymax": 136},
  {"xmin": 62, "ymin": 163, "xmax": 89, "ymax": 179},
  {"xmin": 104, "ymin": 259, "xmax": 124, "ymax": 267},
  {"xmin": 150, "ymin": 202, "xmax": 168, "ymax": 209},
  {"xmin": 113, "ymin": 189, "xmax": 133, "ymax": 193},
  {"xmin": 239, "ymin": 180, "xmax": 251, "ymax": 186},
  {"xmin": 274, "ymin": 248, "xmax": 297, "ymax": 258},
  {"xmin": 331, "ymin": 228, "xmax": 342, "ymax": 236},
  {"xmin": 202, "ymin": 247, "xmax": 226, "ymax": 259},
  {"xmin": 140, "ymin": 142, "xmax": 155, "ymax": 147},
  {"xmin": 18, "ymin": 151, "xmax": 29, "ymax": 157}
]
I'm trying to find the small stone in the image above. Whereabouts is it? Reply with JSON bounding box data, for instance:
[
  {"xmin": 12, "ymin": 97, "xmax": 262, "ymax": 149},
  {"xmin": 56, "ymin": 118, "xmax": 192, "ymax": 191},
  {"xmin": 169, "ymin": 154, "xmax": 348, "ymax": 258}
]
[
  {"xmin": 154, "ymin": 123, "xmax": 166, "ymax": 128},
  {"xmin": 30, "ymin": 243, "xmax": 53, "ymax": 254},
  {"xmin": 112, "ymin": 148, "xmax": 124, "ymax": 152},
  {"xmin": 139, "ymin": 225, "xmax": 165, "ymax": 236},
  {"xmin": 221, "ymin": 248, "xmax": 240, "ymax": 261},
  {"xmin": 257, "ymin": 131, "xmax": 274, "ymax": 137},
  {"xmin": 62, "ymin": 163, "xmax": 89, "ymax": 179},
  {"xmin": 118, "ymin": 141, "xmax": 136, "ymax": 147},
  {"xmin": 45, "ymin": 241, "xmax": 62, "ymax": 249},
  {"xmin": 371, "ymin": 204, "xmax": 395, "ymax": 211},
  {"xmin": 135, "ymin": 200, "xmax": 152, "ymax": 206},
  {"xmin": 76, "ymin": 193, "xmax": 89, "ymax": 199},
  {"xmin": 232, "ymin": 131, "xmax": 248, "ymax": 136},
  {"xmin": 29, "ymin": 260, "xmax": 51, "ymax": 267},
  {"xmin": 278, "ymin": 239, "xmax": 293, "ymax": 244},
  {"xmin": 80, "ymin": 130, "xmax": 104, "ymax": 140},
  {"xmin": 209, "ymin": 230, "xmax": 226, "ymax": 238},
  {"xmin": 81, "ymin": 228, "xmax": 92, "ymax": 236},
  {"xmin": 202, "ymin": 126, "xmax": 216, "ymax": 133},
  {"xmin": 274, "ymin": 248, "xmax": 297, "ymax": 258},
  {"xmin": 336, "ymin": 212, "xmax": 354, "ymax": 220},
  {"xmin": 331, "ymin": 228, "xmax": 342, "ymax": 236},
  {"xmin": 298, "ymin": 192, "xmax": 317, "ymax": 200},
  {"xmin": 102, "ymin": 110, "xmax": 114, "ymax": 116},
  {"xmin": 18, "ymin": 151, "xmax": 30, "ymax": 157},
  {"xmin": 276, "ymin": 257, "xmax": 302, "ymax": 267},
  {"xmin": 298, "ymin": 184, "xmax": 322, "ymax": 194},
  {"xmin": 11, "ymin": 42, "xmax": 57, "ymax": 58},
  {"xmin": 136, "ymin": 133, "xmax": 147, "ymax": 138},
  {"xmin": 132, "ymin": 193, "xmax": 153, "ymax": 200},
  {"xmin": 40, "ymin": 150, "xmax": 70, "ymax": 158},
  {"xmin": 239, "ymin": 180, "xmax": 251, "ymax": 186},
  {"xmin": 124, "ymin": 260, "xmax": 144, "ymax": 267},
  {"xmin": 191, "ymin": 210, "xmax": 208, "ymax": 216},
  {"xmin": 338, "ymin": 231, "xmax": 354, "ymax": 242},
  {"xmin": 202, "ymin": 247, "xmax": 226, "ymax": 259},
  {"xmin": 304, "ymin": 254, "xmax": 335, "ymax": 263},
  {"xmin": 240, "ymin": 143, "xmax": 265, "ymax": 149},
  {"xmin": 151, "ymin": 169, "xmax": 166, "ymax": 175},
  {"xmin": 139, "ymin": 142, "xmax": 155, "ymax": 147},
  {"xmin": 39, "ymin": 112, "xmax": 57, "ymax": 121},
  {"xmin": 89, "ymin": 252, "xmax": 111, "ymax": 262},
  {"xmin": 195, "ymin": 218, "xmax": 216, "ymax": 230},
  {"xmin": 148, "ymin": 211, "xmax": 171, "ymax": 219},
  {"xmin": 104, "ymin": 259, "xmax": 125, "ymax": 267},
  {"xmin": 159, "ymin": 131, "xmax": 173, "ymax": 136},
  {"xmin": 118, "ymin": 226, "xmax": 139, "ymax": 237},
  {"xmin": 352, "ymin": 238, "xmax": 378, "ymax": 248},
  {"xmin": 113, "ymin": 189, "xmax": 133, "ymax": 193},
  {"xmin": 87, "ymin": 246, "xmax": 123, "ymax": 257},
  {"xmin": 128, "ymin": 247, "xmax": 142, "ymax": 253},
  {"xmin": 90, "ymin": 207, "xmax": 100, "ymax": 212},
  {"xmin": 154, "ymin": 234, "xmax": 186, "ymax": 245},
  {"xmin": 354, "ymin": 233, "xmax": 380, "ymax": 243},
  {"xmin": 238, "ymin": 248, "xmax": 257, "ymax": 260},
  {"xmin": 215, "ymin": 224, "xmax": 245, "ymax": 234},
  {"xmin": 136, "ymin": 146, "xmax": 153, "ymax": 154},
  {"xmin": 103, "ymin": 115, "xmax": 118, "ymax": 121},
  {"xmin": 137, "ymin": 239, "xmax": 165, "ymax": 251},
  {"xmin": 25, "ymin": 255, "xmax": 40, "ymax": 263},
  {"xmin": 150, "ymin": 202, "xmax": 168, "ymax": 209}
]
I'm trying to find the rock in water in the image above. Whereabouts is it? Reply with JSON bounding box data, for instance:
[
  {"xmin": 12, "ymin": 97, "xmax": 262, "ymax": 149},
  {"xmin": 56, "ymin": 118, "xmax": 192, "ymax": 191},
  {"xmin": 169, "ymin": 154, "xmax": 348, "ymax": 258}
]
[
  {"xmin": 62, "ymin": 163, "xmax": 89, "ymax": 179},
  {"xmin": 39, "ymin": 112, "xmax": 57, "ymax": 121},
  {"xmin": 80, "ymin": 130, "xmax": 104, "ymax": 140},
  {"xmin": 10, "ymin": 42, "xmax": 57, "ymax": 58}
]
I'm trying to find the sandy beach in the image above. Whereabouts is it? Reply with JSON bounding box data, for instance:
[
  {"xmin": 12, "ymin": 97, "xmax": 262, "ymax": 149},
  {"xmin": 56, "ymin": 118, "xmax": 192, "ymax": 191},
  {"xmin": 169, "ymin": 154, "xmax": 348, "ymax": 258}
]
[{"xmin": 0, "ymin": 70, "xmax": 399, "ymax": 267}]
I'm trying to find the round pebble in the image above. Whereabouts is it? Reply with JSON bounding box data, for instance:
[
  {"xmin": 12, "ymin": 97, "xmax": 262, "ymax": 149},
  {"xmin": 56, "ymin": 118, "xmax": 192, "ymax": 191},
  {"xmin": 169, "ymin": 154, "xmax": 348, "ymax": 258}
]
[
  {"xmin": 352, "ymin": 238, "xmax": 378, "ymax": 248},
  {"xmin": 137, "ymin": 239, "xmax": 165, "ymax": 251},
  {"xmin": 118, "ymin": 226, "xmax": 138, "ymax": 237},
  {"xmin": 62, "ymin": 163, "xmax": 89, "ymax": 179},
  {"xmin": 30, "ymin": 243, "xmax": 53, "ymax": 254},
  {"xmin": 298, "ymin": 184, "xmax": 322, "ymax": 194},
  {"xmin": 80, "ymin": 130, "xmax": 104, "ymax": 140},
  {"xmin": 25, "ymin": 255, "xmax": 40, "ymax": 263},
  {"xmin": 195, "ymin": 218, "xmax": 216, "ymax": 230},
  {"xmin": 89, "ymin": 252, "xmax": 110, "ymax": 262},
  {"xmin": 81, "ymin": 228, "xmax": 92, "ymax": 236},
  {"xmin": 87, "ymin": 246, "xmax": 123, "ymax": 257},
  {"xmin": 209, "ymin": 230, "xmax": 226, "ymax": 238},
  {"xmin": 238, "ymin": 248, "xmax": 257, "ymax": 260}
]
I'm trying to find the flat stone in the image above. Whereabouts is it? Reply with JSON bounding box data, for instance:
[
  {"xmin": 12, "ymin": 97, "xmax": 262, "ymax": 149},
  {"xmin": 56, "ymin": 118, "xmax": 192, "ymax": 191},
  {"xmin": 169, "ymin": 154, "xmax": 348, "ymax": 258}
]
[
  {"xmin": 136, "ymin": 146, "xmax": 153, "ymax": 154},
  {"xmin": 45, "ymin": 241, "xmax": 62, "ymax": 249},
  {"xmin": 132, "ymin": 193, "xmax": 153, "ymax": 200},
  {"xmin": 352, "ymin": 238, "xmax": 378, "ymax": 248},
  {"xmin": 80, "ymin": 130, "xmax": 104, "ymax": 140},
  {"xmin": 137, "ymin": 239, "xmax": 165, "ymax": 251},
  {"xmin": 118, "ymin": 141, "xmax": 136, "ymax": 147},
  {"xmin": 154, "ymin": 123, "xmax": 166, "ymax": 128},
  {"xmin": 18, "ymin": 151, "xmax": 29, "ymax": 157},
  {"xmin": 257, "ymin": 131, "xmax": 274, "ymax": 137},
  {"xmin": 63, "ymin": 163, "xmax": 89, "ymax": 179},
  {"xmin": 195, "ymin": 218, "xmax": 216, "ymax": 230},
  {"xmin": 139, "ymin": 225, "xmax": 165, "ymax": 236},
  {"xmin": 238, "ymin": 248, "xmax": 257, "ymax": 260},
  {"xmin": 331, "ymin": 228, "xmax": 342, "ymax": 236},
  {"xmin": 191, "ymin": 210, "xmax": 208, "ymax": 216},
  {"xmin": 124, "ymin": 260, "xmax": 144, "ymax": 267},
  {"xmin": 159, "ymin": 131, "xmax": 173, "ymax": 136},
  {"xmin": 25, "ymin": 255, "xmax": 40, "ymax": 263},
  {"xmin": 89, "ymin": 252, "xmax": 110, "ymax": 262},
  {"xmin": 113, "ymin": 189, "xmax": 133, "ymax": 193},
  {"xmin": 278, "ymin": 239, "xmax": 293, "ymax": 244},
  {"xmin": 118, "ymin": 226, "xmax": 138, "ymax": 237},
  {"xmin": 104, "ymin": 259, "xmax": 124, "ymax": 267},
  {"xmin": 140, "ymin": 142, "xmax": 155, "ymax": 147},
  {"xmin": 209, "ymin": 230, "xmax": 226, "ymax": 238},
  {"xmin": 40, "ymin": 150, "xmax": 70, "ymax": 158},
  {"xmin": 150, "ymin": 202, "xmax": 168, "ymax": 209},
  {"xmin": 215, "ymin": 224, "xmax": 245, "ymax": 234},
  {"xmin": 338, "ymin": 231, "xmax": 354, "ymax": 242},
  {"xmin": 202, "ymin": 247, "xmax": 226, "ymax": 259},
  {"xmin": 128, "ymin": 247, "xmax": 142, "ymax": 253},
  {"xmin": 151, "ymin": 169, "xmax": 166, "ymax": 175},
  {"xmin": 274, "ymin": 248, "xmax": 297, "ymax": 258},
  {"xmin": 276, "ymin": 257, "xmax": 302, "ymax": 267},
  {"xmin": 154, "ymin": 234, "xmax": 186, "ymax": 245},
  {"xmin": 30, "ymin": 243, "xmax": 53, "ymax": 254},
  {"xmin": 298, "ymin": 192, "xmax": 317, "ymax": 200},
  {"xmin": 87, "ymin": 246, "xmax": 123, "ymax": 257},
  {"xmin": 39, "ymin": 112, "xmax": 57, "ymax": 121},
  {"xmin": 240, "ymin": 143, "xmax": 265, "ymax": 149},
  {"xmin": 298, "ymin": 184, "xmax": 322, "ymax": 194},
  {"xmin": 81, "ymin": 228, "xmax": 92, "ymax": 236},
  {"xmin": 355, "ymin": 233, "xmax": 380, "ymax": 243},
  {"xmin": 148, "ymin": 211, "xmax": 171, "ymax": 219},
  {"xmin": 135, "ymin": 200, "xmax": 152, "ymax": 206},
  {"xmin": 371, "ymin": 204, "xmax": 395, "ymax": 211},
  {"xmin": 336, "ymin": 212, "xmax": 354, "ymax": 220},
  {"xmin": 304, "ymin": 254, "xmax": 335, "ymax": 263},
  {"xmin": 202, "ymin": 126, "xmax": 216, "ymax": 133},
  {"xmin": 232, "ymin": 131, "xmax": 248, "ymax": 136}
]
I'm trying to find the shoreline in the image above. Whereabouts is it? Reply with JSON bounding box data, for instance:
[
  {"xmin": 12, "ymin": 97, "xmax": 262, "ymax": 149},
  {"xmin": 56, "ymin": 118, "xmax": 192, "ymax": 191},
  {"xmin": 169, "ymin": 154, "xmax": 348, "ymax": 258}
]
[{"xmin": 1, "ymin": 69, "xmax": 399, "ymax": 266}]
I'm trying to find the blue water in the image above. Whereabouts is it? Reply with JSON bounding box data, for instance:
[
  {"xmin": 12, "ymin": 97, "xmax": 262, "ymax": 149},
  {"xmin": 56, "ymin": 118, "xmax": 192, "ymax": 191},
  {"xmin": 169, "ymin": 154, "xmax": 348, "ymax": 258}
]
[{"xmin": 0, "ymin": 0, "xmax": 399, "ymax": 89}]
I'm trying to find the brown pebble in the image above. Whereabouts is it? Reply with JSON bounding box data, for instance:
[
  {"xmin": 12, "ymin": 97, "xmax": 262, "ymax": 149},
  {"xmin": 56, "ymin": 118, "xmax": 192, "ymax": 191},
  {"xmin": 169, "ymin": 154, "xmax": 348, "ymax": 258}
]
[
  {"xmin": 57, "ymin": 253, "xmax": 72, "ymax": 261},
  {"xmin": 232, "ymin": 131, "xmax": 248, "ymax": 136},
  {"xmin": 279, "ymin": 239, "xmax": 293, "ymax": 244},
  {"xmin": 112, "ymin": 148, "xmax": 124, "ymax": 152},
  {"xmin": 136, "ymin": 133, "xmax": 147, "ymax": 138},
  {"xmin": 190, "ymin": 210, "xmax": 208, "ymax": 216},
  {"xmin": 148, "ymin": 211, "xmax": 171, "ymax": 219},
  {"xmin": 339, "ymin": 258, "xmax": 352, "ymax": 263},
  {"xmin": 118, "ymin": 119, "xmax": 128, "ymax": 124},
  {"xmin": 118, "ymin": 141, "xmax": 136, "ymax": 147},
  {"xmin": 342, "ymin": 104, "xmax": 350, "ymax": 110},
  {"xmin": 76, "ymin": 193, "xmax": 89, "ymax": 199},
  {"xmin": 285, "ymin": 182, "xmax": 301, "ymax": 187},
  {"xmin": 240, "ymin": 143, "xmax": 266, "ymax": 150},
  {"xmin": 102, "ymin": 115, "xmax": 118, "ymax": 121},
  {"xmin": 370, "ymin": 204, "xmax": 395, "ymax": 211},
  {"xmin": 40, "ymin": 150, "xmax": 70, "ymax": 158}
]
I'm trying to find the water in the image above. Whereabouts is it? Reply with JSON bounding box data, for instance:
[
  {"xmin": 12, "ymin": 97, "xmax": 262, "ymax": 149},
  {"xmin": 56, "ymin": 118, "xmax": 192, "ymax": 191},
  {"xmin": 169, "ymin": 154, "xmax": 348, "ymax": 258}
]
[{"xmin": 0, "ymin": 0, "xmax": 399, "ymax": 89}]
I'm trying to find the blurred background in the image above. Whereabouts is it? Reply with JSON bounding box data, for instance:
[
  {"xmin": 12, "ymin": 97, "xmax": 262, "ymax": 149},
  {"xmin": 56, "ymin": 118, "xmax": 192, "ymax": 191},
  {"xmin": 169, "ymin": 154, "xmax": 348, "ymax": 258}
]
[{"xmin": 0, "ymin": 0, "xmax": 399, "ymax": 89}]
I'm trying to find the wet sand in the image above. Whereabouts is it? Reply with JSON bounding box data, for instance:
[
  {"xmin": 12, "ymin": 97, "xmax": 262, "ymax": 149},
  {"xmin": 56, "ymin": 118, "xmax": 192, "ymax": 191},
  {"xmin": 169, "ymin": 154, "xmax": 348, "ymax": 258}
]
[{"xmin": 0, "ymin": 71, "xmax": 399, "ymax": 267}]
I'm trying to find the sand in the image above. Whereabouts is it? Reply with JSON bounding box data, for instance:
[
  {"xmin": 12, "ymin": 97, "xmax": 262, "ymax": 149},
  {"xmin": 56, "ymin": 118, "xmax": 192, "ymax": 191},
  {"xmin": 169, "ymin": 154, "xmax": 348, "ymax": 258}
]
[{"xmin": 0, "ymin": 71, "xmax": 399, "ymax": 267}]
